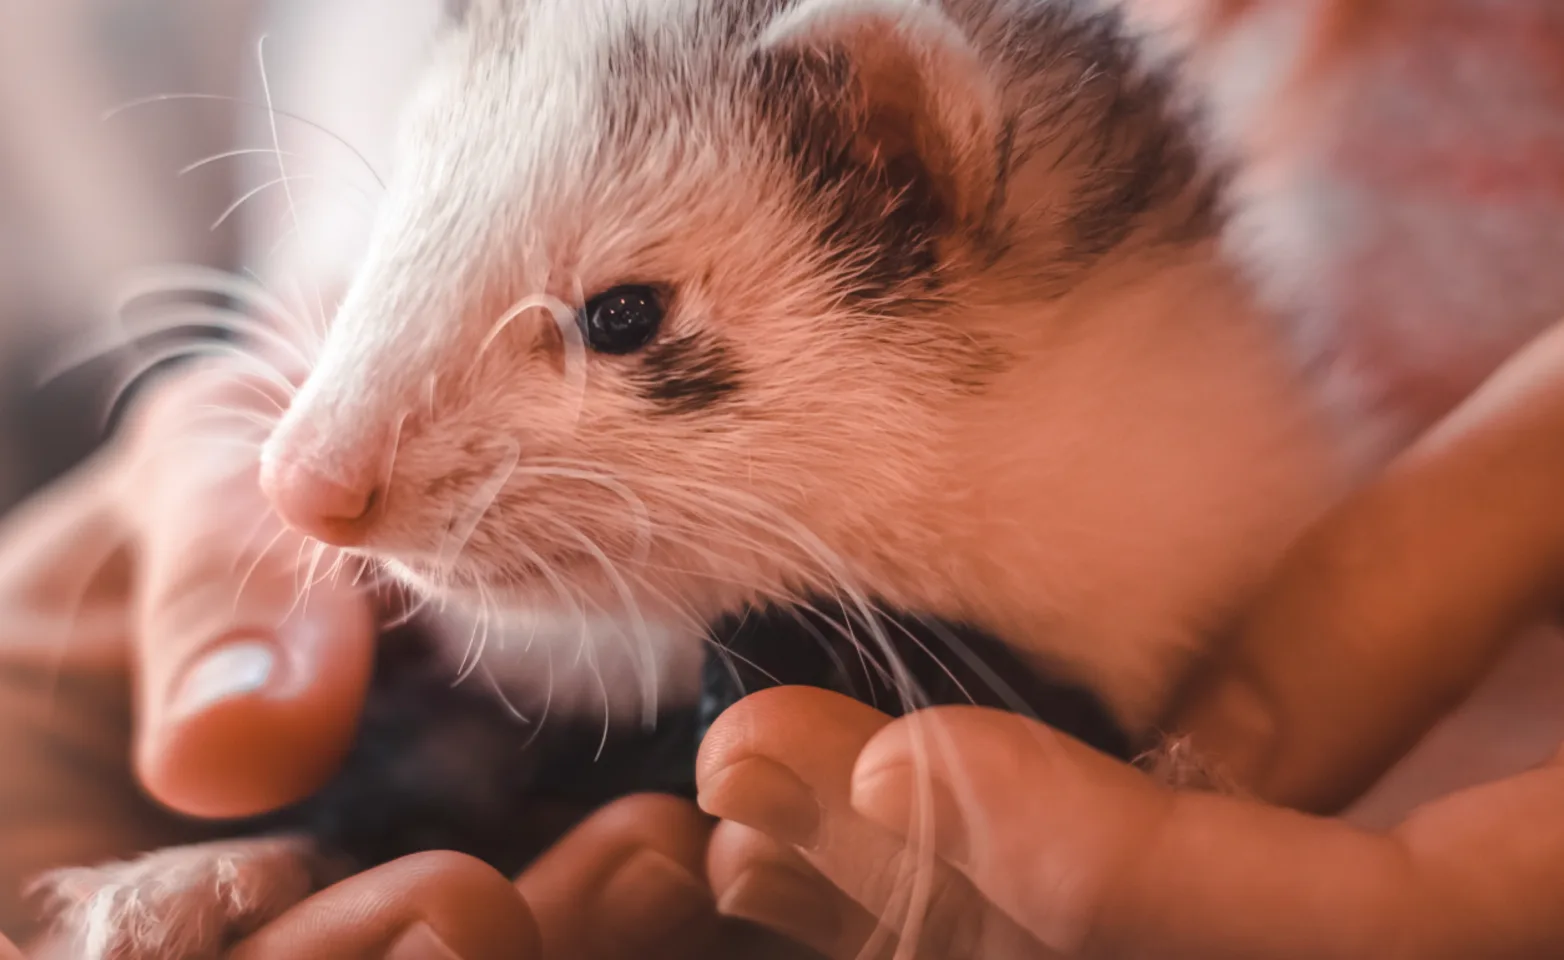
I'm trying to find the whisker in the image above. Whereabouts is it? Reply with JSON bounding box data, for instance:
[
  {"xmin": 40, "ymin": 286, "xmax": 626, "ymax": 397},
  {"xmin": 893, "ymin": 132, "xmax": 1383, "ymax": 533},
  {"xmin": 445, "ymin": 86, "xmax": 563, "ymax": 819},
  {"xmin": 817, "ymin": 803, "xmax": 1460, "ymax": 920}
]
[
  {"xmin": 232, "ymin": 527, "xmax": 291, "ymax": 618},
  {"xmin": 556, "ymin": 522, "xmax": 661, "ymax": 728},
  {"xmin": 451, "ymin": 581, "xmax": 490, "ymax": 687},
  {"xmin": 178, "ymin": 146, "xmax": 300, "ymax": 177},
  {"xmin": 517, "ymin": 645, "xmax": 556, "ymax": 754},
  {"xmin": 481, "ymin": 663, "xmax": 531, "ymax": 725},
  {"xmin": 93, "ymin": 342, "xmax": 294, "ymax": 437},
  {"xmin": 116, "ymin": 264, "xmax": 315, "ymax": 343},
  {"xmin": 102, "ymin": 93, "xmax": 387, "ymax": 190},
  {"xmin": 209, "ymin": 173, "xmax": 322, "ymax": 233},
  {"xmin": 436, "ymin": 444, "xmax": 520, "ymax": 571},
  {"xmin": 256, "ymin": 35, "xmax": 328, "ymax": 334}
]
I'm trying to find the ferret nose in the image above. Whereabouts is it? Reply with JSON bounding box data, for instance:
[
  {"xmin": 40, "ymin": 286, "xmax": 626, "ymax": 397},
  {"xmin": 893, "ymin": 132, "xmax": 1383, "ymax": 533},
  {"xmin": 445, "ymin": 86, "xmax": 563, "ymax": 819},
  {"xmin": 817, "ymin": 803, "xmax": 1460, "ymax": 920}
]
[{"xmin": 260, "ymin": 459, "xmax": 380, "ymax": 547}]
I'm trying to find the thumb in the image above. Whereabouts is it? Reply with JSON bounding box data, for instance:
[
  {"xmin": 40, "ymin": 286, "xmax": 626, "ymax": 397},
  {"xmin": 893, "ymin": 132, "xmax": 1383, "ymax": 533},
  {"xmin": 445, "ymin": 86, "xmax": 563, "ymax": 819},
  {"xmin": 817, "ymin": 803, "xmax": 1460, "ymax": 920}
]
[
  {"xmin": 116, "ymin": 366, "xmax": 376, "ymax": 821},
  {"xmin": 848, "ymin": 707, "xmax": 1422, "ymax": 960}
]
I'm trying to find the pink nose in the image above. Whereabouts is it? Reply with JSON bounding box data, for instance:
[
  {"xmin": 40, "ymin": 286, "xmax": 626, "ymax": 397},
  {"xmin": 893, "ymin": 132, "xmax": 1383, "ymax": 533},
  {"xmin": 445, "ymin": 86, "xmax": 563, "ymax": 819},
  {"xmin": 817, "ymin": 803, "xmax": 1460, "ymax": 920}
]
[{"xmin": 260, "ymin": 459, "xmax": 380, "ymax": 546}]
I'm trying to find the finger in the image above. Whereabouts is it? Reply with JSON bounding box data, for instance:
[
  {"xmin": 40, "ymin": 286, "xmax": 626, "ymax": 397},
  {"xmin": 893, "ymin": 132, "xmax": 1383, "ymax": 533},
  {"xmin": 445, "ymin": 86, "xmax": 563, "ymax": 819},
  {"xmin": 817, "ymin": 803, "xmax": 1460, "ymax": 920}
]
[
  {"xmin": 698, "ymin": 688, "xmax": 1050, "ymax": 960},
  {"xmin": 229, "ymin": 851, "xmax": 538, "ymax": 960},
  {"xmin": 0, "ymin": 447, "xmax": 132, "ymax": 668},
  {"xmin": 513, "ymin": 793, "xmax": 719, "ymax": 959},
  {"xmin": 0, "ymin": 932, "xmax": 19, "ymax": 960},
  {"xmin": 852, "ymin": 706, "xmax": 1564, "ymax": 959},
  {"xmin": 116, "ymin": 366, "xmax": 376, "ymax": 820},
  {"xmin": 708, "ymin": 819, "xmax": 893, "ymax": 959},
  {"xmin": 1176, "ymin": 316, "xmax": 1564, "ymax": 812}
]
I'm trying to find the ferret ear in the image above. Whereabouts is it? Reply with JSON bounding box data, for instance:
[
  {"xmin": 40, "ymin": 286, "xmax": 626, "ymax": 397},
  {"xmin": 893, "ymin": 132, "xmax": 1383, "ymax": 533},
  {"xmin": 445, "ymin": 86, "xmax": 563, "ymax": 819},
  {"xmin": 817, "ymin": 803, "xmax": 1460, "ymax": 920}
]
[{"xmin": 758, "ymin": 0, "xmax": 1002, "ymax": 231}]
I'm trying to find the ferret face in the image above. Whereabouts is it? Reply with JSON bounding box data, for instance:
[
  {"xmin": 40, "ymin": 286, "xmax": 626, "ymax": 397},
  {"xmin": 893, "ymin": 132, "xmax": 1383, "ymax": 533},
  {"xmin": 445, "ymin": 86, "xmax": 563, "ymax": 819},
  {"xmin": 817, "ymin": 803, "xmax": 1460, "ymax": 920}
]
[{"xmin": 261, "ymin": 0, "xmax": 1012, "ymax": 622}]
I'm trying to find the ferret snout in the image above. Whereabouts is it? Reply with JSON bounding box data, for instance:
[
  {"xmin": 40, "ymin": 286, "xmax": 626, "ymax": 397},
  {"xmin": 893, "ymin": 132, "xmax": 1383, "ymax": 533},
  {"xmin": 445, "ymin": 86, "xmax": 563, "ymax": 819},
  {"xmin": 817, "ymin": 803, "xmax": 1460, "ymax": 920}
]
[
  {"xmin": 260, "ymin": 392, "xmax": 396, "ymax": 549},
  {"xmin": 259, "ymin": 456, "xmax": 381, "ymax": 547}
]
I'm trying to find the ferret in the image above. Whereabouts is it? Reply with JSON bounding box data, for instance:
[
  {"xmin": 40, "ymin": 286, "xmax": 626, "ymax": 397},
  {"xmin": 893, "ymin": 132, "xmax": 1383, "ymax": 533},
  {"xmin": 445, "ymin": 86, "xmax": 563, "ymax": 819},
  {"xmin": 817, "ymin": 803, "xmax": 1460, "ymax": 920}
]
[{"xmin": 30, "ymin": 0, "xmax": 1564, "ymax": 957}]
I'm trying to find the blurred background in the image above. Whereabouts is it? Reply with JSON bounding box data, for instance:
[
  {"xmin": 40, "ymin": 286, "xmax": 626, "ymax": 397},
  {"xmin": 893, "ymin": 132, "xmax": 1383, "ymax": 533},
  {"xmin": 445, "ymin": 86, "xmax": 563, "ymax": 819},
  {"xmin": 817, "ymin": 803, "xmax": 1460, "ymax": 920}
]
[{"xmin": 0, "ymin": 0, "xmax": 438, "ymax": 513}]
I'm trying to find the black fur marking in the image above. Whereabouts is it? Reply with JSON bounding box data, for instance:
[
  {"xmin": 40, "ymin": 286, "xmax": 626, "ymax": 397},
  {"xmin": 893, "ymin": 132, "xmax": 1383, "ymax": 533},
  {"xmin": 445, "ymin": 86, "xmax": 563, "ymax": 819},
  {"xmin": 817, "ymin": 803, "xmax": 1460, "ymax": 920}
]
[
  {"xmin": 597, "ymin": 1, "xmax": 787, "ymax": 150},
  {"xmin": 1055, "ymin": 67, "xmax": 1212, "ymax": 263},
  {"xmin": 995, "ymin": 4, "xmax": 1220, "ymax": 288},
  {"xmin": 753, "ymin": 47, "xmax": 949, "ymax": 309},
  {"xmin": 635, "ymin": 331, "xmax": 744, "ymax": 414}
]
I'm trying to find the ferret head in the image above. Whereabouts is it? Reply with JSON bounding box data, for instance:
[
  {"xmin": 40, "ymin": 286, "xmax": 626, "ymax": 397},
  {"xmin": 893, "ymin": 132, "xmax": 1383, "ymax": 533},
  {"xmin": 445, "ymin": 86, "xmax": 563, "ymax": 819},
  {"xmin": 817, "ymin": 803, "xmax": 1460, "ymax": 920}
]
[
  {"xmin": 258, "ymin": 0, "xmax": 1281, "ymax": 711},
  {"xmin": 261, "ymin": 0, "xmax": 1020, "ymax": 621}
]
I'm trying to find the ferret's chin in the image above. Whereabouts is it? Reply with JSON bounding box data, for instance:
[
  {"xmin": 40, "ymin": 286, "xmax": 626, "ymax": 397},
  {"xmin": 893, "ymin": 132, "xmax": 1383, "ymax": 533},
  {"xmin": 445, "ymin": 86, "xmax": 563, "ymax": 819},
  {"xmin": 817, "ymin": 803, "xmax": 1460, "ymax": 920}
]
[
  {"xmin": 380, "ymin": 559, "xmax": 506, "ymax": 614},
  {"xmin": 381, "ymin": 559, "xmax": 452, "ymax": 596},
  {"xmin": 381, "ymin": 558, "xmax": 615, "ymax": 620}
]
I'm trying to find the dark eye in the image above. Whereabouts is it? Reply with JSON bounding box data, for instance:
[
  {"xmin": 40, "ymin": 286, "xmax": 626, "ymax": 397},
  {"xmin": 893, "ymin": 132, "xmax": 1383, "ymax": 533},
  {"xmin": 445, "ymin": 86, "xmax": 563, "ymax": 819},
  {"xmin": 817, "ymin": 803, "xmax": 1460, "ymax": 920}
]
[{"xmin": 580, "ymin": 285, "xmax": 665, "ymax": 354}]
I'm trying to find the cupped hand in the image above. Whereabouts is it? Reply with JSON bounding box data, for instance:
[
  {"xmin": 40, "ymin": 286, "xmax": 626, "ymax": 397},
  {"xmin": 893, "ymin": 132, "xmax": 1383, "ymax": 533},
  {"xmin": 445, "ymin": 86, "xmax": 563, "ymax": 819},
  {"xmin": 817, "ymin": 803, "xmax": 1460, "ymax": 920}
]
[
  {"xmin": 693, "ymin": 310, "xmax": 1564, "ymax": 959},
  {"xmin": 0, "ymin": 362, "xmax": 749, "ymax": 959},
  {"xmin": 0, "ymin": 360, "xmax": 377, "ymax": 940},
  {"xmin": 224, "ymin": 793, "xmax": 730, "ymax": 960}
]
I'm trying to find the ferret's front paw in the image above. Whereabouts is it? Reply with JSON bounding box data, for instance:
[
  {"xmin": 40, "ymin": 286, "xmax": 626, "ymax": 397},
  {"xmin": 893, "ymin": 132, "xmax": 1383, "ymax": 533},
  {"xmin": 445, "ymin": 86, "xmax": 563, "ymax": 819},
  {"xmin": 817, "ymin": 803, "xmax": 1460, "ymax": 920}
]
[{"xmin": 28, "ymin": 836, "xmax": 319, "ymax": 960}]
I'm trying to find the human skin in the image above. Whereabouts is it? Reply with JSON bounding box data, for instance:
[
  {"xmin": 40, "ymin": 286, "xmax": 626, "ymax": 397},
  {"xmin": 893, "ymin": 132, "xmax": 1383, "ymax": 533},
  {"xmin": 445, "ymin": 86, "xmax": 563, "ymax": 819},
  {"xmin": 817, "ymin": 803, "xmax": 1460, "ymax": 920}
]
[
  {"xmin": 0, "ymin": 366, "xmax": 749, "ymax": 959},
  {"xmin": 692, "ymin": 313, "xmax": 1564, "ymax": 959}
]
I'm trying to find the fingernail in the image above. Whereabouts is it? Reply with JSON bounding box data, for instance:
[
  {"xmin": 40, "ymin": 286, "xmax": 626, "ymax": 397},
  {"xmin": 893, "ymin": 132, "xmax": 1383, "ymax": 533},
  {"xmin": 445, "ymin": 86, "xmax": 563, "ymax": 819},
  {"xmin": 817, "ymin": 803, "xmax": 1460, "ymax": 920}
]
[
  {"xmin": 852, "ymin": 764, "xmax": 971, "ymax": 867},
  {"xmin": 385, "ymin": 923, "xmax": 463, "ymax": 960},
  {"xmin": 168, "ymin": 638, "xmax": 276, "ymax": 719},
  {"xmin": 592, "ymin": 848, "xmax": 713, "ymax": 954},
  {"xmin": 717, "ymin": 863, "xmax": 843, "ymax": 948},
  {"xmin": 699, "ymin": 756, "xmax": 821, "ymax": 849}
]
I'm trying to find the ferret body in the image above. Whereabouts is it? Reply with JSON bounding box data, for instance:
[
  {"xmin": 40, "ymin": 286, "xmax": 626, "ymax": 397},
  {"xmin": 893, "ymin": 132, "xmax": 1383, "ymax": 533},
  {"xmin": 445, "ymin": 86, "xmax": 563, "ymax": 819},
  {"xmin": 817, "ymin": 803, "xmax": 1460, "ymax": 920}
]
[
  {"xmin": 36, "ymin": 0, "xmax": 1564, "ymax": 957},
  {"xmin": 261, "ymin": 0, "xmax": 1350, "ymax": 733}
]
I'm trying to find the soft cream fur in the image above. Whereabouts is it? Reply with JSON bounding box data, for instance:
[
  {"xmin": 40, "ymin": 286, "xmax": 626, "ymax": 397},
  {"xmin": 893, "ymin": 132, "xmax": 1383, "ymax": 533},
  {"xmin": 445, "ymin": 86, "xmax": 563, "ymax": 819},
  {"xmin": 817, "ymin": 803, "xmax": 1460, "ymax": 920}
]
[{"xmin": 261, "ymin": 0, "xmax": 1353, "ymax": 732}]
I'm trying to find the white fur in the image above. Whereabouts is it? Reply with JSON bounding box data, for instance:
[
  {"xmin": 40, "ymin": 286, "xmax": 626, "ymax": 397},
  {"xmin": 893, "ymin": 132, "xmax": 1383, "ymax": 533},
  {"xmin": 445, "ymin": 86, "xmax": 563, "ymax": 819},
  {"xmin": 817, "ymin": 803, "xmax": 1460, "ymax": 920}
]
[
  {"xmin": 32, "ymin": 838, "xmax": 317, "ymax": 960},
  {"xmin": 259, "ymin": 0, "xmax": 1352, "ymax": 730}
]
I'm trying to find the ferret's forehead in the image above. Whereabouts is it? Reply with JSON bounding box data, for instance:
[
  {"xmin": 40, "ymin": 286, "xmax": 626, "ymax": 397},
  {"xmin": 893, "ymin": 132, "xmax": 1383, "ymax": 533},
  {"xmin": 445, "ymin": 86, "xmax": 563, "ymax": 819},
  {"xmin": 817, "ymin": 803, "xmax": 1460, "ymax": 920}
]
[
  {"xmin": 449, "ymin": 0, "xmax": 781, "ymax": 108},
  {"xmin": 394, "ymin": 0, "xmax": 796, "ymax": 283}
]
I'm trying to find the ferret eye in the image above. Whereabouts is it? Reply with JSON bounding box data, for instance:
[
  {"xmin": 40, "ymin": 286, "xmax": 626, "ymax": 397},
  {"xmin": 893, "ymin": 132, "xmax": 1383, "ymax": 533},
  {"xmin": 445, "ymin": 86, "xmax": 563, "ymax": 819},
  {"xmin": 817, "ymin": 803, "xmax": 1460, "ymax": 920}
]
[{"xmin": 581, "ymin": 285, "xmax": 664, "ymax": 355}]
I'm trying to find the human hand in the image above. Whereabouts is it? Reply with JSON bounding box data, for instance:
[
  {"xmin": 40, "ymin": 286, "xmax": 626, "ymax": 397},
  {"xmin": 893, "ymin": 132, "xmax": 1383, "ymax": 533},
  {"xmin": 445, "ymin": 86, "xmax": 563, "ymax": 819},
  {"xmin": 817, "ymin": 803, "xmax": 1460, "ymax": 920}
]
[
  {"xmin": 0, "ymin": 360, "xmax": 377, "ymax": 941},
  {"xmin": 0, "ymin": 363, "xmax": 752, "ymax": 958},
  {"xmin": 692, "ymin": 311, "xmax": 1564, "ymax": 959},
  {"xmin": 222, "ymin": 793, "xmax": 735, "ymax": 960}
]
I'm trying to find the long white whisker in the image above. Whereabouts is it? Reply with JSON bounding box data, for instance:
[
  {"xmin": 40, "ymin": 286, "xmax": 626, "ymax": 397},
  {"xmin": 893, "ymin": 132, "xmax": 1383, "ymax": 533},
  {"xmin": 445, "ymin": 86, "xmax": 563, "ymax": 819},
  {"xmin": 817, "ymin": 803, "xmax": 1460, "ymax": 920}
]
[
  {"xmin": 232, "ymin": 527, "xmax": 291, "ymax": 618},
  {"xmin": 437, "ymin": 444, "xmax": 521, "ymax": 570},
  {"xmin": 556, "ymin": 522, "xmax": 660, "ymax": 728},
  {"xmin": 451, "ymin": 581, "xmax": 491, "ymax": 687},
  {"xmin": 209, "ymin": 173, "xmax": 320, "ymax": 233},
  {"xmin": 256, "ymin": 36, "xmax": 328, "ymax": 335},
  {"xmin": 102, "ymin": 93, "xmax": 387, "ymax": 189},
  {"xmin": 178, "ymin": 146, "xmax": 300, "ymax": 177},
  {"xmin": 481, "ymin": 664, "xmax": 530, "ymax": 724}
]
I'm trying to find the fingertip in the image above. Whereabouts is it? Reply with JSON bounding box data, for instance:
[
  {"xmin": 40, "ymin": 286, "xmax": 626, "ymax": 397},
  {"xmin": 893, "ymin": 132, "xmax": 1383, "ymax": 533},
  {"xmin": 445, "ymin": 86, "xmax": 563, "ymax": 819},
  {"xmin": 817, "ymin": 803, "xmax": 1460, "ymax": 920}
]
[
  {"xmin": 696, "ymin": 686, "xmax": 891, "ymax": 792},
  {"xmin": 847, "ymin": 707, "xmax": 1164, "ymax": 952},
  {"xmin": 708, "ymin": 822, "xmax": 857, "ymax": 957},
  {"xmin": 516, "ymin": 794, "xmax": 718, "ymax": 959},
  {"xmin": 137, "ymin": 591, "xmax": 376, "ymax": 819},
  {"xmin": 231, "ymin": 851, "xmax": 539, "ymax": 960}
]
